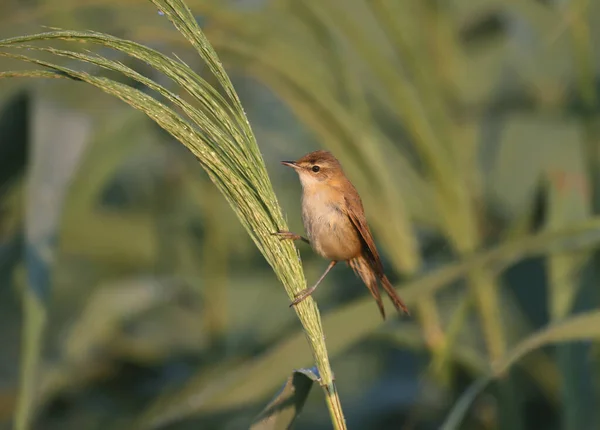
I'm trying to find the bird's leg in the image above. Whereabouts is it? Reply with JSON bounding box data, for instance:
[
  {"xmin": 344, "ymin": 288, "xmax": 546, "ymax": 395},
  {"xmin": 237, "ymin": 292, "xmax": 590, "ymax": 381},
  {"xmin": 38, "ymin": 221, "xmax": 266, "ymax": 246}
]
[
  {"xmin": 290, "ymin": 261, "xmax": 337, "ymax": 307},
  {"xmin": 272, "ymin": 230, "xmax": 310, "ymax": 244}
]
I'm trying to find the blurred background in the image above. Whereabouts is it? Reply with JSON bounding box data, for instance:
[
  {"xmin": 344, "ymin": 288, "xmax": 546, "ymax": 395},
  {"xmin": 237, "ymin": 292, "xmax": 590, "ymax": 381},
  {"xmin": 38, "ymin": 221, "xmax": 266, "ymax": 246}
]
[{"xmin": 1, "ymin": 0, "xmax": 600, "ymax": 429}]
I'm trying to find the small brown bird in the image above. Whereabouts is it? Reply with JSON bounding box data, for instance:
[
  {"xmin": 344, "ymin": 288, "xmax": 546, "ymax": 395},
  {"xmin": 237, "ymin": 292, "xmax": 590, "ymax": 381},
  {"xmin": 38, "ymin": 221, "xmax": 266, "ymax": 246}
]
[{"xmin": 275, "ymin": 150, "xmax": 409, "ymax": 319}]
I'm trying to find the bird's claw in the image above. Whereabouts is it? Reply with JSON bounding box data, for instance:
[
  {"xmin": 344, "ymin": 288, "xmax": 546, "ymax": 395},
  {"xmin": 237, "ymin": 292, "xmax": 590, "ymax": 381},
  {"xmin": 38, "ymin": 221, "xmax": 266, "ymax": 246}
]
[
  {"xmin": 272, "ymin": 230, "xmax": 295, "ymax": 240},
  {"xmin": 289, "ymin": 290, "xmax": 310, "ymax": 307}
]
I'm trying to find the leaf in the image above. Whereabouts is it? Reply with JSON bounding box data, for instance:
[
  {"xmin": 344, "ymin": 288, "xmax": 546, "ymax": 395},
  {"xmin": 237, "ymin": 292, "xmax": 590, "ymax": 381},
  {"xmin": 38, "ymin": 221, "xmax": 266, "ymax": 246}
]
[
  {"xmin": 441, "ymin": 310, "xmax": 600, "ymax": 430},
  {"xmin": 61, "ymin": 110, "xmax": 159, "ymax": 267},
  {"xmin": 486, "ymin": 113, "xmax": 587, "ymax": 221},
  {"xmin": 543, "ymin": 135, "xmax": 597, "ymax": 430},
  {"xmin": 39, "ymin": 277, "xmax": 187, "ymax": 405},
  {"xmin": 0, "ymin": 91, "xmax": 29, "ymax": 195},
  {"xmin": 15, "ymin": 97, "xmax": 92, "ymax": 430},
  {"xmin": 249, "ymin": 368, "xmax": 320, "ymax": 430}
]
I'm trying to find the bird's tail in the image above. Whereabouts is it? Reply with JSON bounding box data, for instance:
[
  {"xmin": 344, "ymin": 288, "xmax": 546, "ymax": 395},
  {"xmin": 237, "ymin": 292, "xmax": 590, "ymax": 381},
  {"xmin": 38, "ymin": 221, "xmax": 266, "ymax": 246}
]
[
  {"xmin": 380, "ymin": 274, "xmax": 410, "ymax": 315},
  {"xmin": 349, "ymin": 255, "xmax": 410, "ymax": 319},
  {"xmin": 348, "ymin": 256, "xmax": 386, "ymax": 319}
]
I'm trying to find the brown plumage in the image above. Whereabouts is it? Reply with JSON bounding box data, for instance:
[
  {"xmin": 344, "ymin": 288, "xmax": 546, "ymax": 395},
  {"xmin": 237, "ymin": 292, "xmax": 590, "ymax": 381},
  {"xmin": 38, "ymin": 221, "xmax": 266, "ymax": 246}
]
[{"xmin": 275, "ymin": 150, "xmax": 409, "ymax": 319}]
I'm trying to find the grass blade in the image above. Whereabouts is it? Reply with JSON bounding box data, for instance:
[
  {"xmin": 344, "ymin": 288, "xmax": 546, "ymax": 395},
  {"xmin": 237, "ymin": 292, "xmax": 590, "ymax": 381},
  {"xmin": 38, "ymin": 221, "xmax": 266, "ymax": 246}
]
[{"xmin": 442, "ymin": 310, "xmax": 600, "ymax": 430}]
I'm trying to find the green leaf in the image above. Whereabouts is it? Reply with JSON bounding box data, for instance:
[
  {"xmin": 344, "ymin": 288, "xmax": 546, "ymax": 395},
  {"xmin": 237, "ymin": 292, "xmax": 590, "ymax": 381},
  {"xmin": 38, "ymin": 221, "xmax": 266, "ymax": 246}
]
[
  {"xmin": 249, "ymin": 368, "xmax": 319, "ymax": 430},
  {"xmin": 14, "ymin": 96, "xmax": 93, "ymax": 430},
  {"xmin": 542, "ymin": 134, "xmax": 597, "ymax": 430},
  {"xmin": 441, "ymin": 310, "xmax": 600, "ymax": 430}
]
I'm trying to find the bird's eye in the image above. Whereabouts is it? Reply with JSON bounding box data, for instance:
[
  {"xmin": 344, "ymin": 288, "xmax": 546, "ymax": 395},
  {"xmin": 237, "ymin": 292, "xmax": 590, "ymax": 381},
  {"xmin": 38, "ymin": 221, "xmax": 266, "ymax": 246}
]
[{"xmin": 312, "ymin": 165, "xmax": 320, "ymax": 173}]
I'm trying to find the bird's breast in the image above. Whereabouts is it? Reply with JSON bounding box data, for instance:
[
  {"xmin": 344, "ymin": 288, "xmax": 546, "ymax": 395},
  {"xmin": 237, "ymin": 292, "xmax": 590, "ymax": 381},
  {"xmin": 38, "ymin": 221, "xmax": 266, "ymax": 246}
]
[{"xmin": 301, "ymin": 188, "xmax": 362, "ymax": 261}]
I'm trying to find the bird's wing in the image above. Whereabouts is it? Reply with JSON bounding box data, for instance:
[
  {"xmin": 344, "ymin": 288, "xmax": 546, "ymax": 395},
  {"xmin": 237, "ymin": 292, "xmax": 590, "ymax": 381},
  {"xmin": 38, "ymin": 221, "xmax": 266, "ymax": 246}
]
[
  {"xmin": 342, "ymin": 187, "xmax": 384, "ymax": 274},
  {"xmin": 342, "ymin": 184, "xmax": 410, "ymax": 315}
]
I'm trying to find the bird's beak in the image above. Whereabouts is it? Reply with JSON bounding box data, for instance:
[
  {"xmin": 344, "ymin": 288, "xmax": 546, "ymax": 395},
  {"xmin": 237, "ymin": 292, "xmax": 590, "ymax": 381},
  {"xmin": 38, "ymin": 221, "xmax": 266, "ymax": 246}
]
[{"xmin": 281, "ymin": 160, "xmax": 299, "ymax": 169}]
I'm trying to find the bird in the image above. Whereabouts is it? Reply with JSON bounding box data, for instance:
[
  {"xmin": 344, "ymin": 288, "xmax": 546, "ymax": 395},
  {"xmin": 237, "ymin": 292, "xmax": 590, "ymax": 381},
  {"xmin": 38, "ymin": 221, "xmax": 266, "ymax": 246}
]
[{"xmin": 274, "ymin": 150, "xmax": 409, "ymax": 319}]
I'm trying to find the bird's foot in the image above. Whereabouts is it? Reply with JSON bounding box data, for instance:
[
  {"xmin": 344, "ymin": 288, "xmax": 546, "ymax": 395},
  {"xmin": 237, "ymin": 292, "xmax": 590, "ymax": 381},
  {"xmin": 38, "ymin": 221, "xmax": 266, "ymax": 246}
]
[
  {"xmin": 272, "ymin": 230, "xmax": 309, "ymax": 244},
  {"xmin": 289, "ymin": 287, "xmax": 315, "ymax": 307}
]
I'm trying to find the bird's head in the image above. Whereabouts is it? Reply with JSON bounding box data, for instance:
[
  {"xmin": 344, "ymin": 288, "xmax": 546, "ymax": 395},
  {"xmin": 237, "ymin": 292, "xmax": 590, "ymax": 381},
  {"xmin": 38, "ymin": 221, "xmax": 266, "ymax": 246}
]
[{"xmin": 281, "ymin": 150, "xmax": 345, "ymax": 189}]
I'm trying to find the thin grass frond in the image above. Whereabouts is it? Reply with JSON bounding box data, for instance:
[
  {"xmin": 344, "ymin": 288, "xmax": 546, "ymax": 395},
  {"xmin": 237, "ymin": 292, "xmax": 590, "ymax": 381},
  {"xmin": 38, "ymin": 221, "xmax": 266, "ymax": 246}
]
[{"xmin": 441, "ymin": 310, "xmax": 600, "ymax": 430}]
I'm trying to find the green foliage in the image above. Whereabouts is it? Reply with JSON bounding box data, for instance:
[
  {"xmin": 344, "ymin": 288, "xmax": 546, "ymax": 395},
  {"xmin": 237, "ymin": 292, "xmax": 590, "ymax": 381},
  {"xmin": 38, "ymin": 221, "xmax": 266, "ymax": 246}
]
[
  {"xmin": 0, "ymin": 0, "xmax": 600, "ymax": 429},
  {"xmin": 249, "ymin": 368, "xmax": 319, "ymax": 430},
  {"xmin": 442, "ymin": 310, "xmax": 600, "ymax": 430}
]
